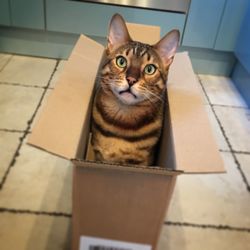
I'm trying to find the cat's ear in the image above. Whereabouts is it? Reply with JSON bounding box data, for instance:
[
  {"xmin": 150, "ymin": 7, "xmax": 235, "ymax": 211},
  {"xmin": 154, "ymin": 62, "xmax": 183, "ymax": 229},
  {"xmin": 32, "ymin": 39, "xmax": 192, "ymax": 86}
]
[
  {"xmin": 154, "ymin": 30, "xmax": 180, "ymax": 67},
  {"xmin": 107, "ymin": 14, "xmax": 131, "ymax": 53}
]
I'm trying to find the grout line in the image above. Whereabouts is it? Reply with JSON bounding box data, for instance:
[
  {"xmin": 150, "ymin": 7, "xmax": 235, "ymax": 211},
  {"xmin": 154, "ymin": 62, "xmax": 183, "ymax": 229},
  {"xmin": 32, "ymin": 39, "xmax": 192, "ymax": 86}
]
[
  {"xmin": 197, "ymin": 75, "xmax": 250, "ymax": 192},
  {"xmin": 165, "ymin": 221, "xmax": 250, "ymax": 233},
  {"xmin": 220, "ymin": 148, "xmax": 250, "ymax": 155},
  {"xmin": 0, "ymin": 81, "xmax": 47, "ymax": 89},
  {"xmin": 232, "ymin": 150, "xmax": 250, "ymax": 155},
  {"xmin": 0, "ymin": 60, "xmax": 60, "ymax": 190},
  {"xmin": 212, "ymin": 103, "xmax": 249, "ymax": 110},
  {"xmin": 0, "ymin": 55, "xmax": 13, "ymax": 72},
  {"xmin": 0, "ymin": 207, "xmax": 71, "ymax": 218},
  {"xmin": 0, "ymin": 128, "xmax": 26, "ymax": 133},
  {"xmin": 219, "ymin": 149, "xmax": 231, "ymax": 153}
]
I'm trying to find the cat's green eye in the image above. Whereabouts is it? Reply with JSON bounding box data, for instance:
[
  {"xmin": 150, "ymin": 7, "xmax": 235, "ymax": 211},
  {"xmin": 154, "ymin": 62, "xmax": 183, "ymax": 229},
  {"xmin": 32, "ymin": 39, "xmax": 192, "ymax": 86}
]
[
  {"xmin": 116, "ymin": 56, "xmax": 127, "ymax": 68},
  {"xmin": 144, "ymin": 64, "xmax": 157, "ymax": 75}
]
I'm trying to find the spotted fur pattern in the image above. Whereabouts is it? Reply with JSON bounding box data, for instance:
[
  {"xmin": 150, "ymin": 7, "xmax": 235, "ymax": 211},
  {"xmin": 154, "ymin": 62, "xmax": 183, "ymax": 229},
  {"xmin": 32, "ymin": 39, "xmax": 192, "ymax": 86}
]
[{"xmin": 91, "ymin": 14, "xmax": 179, "ymax": 166}]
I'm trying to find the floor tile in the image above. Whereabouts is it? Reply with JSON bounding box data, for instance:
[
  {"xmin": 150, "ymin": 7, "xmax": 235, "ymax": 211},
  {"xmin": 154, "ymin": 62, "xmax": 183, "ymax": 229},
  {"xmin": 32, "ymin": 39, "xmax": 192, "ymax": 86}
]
[
  {"xmin": 0, "ymin": 144, "xmax": 72, "ymax": 213},
  {"xmin": 167, "ymin": 152, "xmax": 250, "ymax": 228},
  {"xmin": 235, "ymin": 153, "xmax": 250, "ymax": 186},
  {"xmin": 29, "ymin": 89, "xmax": 52, "ymax": 131},
  {"xmin": 0, "ymin": 131, "xmax": 21, "ymax": 181},
  {"xmin": 199, "ymin": 74, "xmax": 247, "ymax": 107},
  {"xmin": 158, "ymin": 225, "xmax": 250, "ymax": 250},
  {"xmin": 214, "ymin": 106, "xmax": 250, "ymax": 152},
  {"xmin": 205, "ymin": 105, "xmax": 229, "ymax": 151},
  {"xmin": 0, "ymin": 85, "xmax": 44, "ymax": 130},
  {"xmin": 49, "ymin": 60, "xmax": 66, "ymax": 88},
  {"xmin": 195, "ymin": 75, "xmax": 209, "ymax": 105},
  {"xmin": 0, "ymin": 55, "xmax": 56, "ymax": 87},
  {"xmin": 0, "ymin": 54, "xmax": 12, "ymax": 71},
  {"xmin": 0, "ymin": 213, "xmax": 70, "ymax": 250}
]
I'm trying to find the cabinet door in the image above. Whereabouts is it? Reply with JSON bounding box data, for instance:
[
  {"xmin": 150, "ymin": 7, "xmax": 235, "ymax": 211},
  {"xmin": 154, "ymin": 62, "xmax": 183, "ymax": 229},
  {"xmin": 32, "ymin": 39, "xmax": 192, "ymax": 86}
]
[
  {"xmin": 10, "ymin": 0, "xmax": 45, "ymax": 29},
  {"xmin": 235, "ymin": 1, "xmax": 250, "ymax": 73},
  {"xmin": 0, "ymin": 0, "xmax": 11, "ymax": 26},
  {"xmin": 182, "ymin": 0, "xmax": 225, "ymax": 48},
  {"xmin": 215, "ymin": 0, "xmax": 248, "ymax": 51},
  {"xmin": 46, "ymin": 0, "xmax": 185, "ymax": 38}
]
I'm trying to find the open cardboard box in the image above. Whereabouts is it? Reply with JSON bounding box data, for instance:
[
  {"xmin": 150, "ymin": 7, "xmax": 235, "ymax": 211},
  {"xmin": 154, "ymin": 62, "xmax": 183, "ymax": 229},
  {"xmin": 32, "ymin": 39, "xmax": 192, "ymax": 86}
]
[{"xmin": 28, "ymin": 23, "xmax": 225, "ymax": 250}]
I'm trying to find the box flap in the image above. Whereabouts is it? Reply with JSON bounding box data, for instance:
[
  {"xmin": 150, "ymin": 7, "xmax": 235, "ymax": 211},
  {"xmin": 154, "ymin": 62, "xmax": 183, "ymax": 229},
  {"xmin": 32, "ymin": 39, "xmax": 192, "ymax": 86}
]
[
  {"xmin": 28, "ymin": 35, "xmax": 104, "ymax": 159},
  {"xmin": 166, "ymin": 52, "xmax": 225, "ymax": 173},
  {"xmin": 28, "ymin": 23, "xmax": 161, "ymax": 159},
  {"xmin": 126, "ymin": 23, "xmax": 160, "ymax": 44}
]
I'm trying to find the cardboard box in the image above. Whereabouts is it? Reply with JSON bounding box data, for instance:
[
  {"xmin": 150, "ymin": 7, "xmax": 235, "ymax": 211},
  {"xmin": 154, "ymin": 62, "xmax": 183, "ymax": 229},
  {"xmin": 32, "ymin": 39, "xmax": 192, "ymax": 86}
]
[{"xmin": 28, "ymin": 23, "xmax": 225, "ymax": 250}]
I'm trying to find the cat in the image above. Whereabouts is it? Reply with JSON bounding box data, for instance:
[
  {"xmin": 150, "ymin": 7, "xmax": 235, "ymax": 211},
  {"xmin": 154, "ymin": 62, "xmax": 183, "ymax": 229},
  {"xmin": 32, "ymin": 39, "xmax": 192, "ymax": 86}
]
[{"xmin": 91, "ymin": 14, "xmax": 180, "ymax": 166}]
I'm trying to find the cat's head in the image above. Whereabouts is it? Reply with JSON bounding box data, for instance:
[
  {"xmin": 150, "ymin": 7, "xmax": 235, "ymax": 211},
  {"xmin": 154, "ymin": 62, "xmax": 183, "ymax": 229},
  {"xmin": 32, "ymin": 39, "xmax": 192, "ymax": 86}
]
[{"xmin": 101, "ymin": 14, "xmax": 180, "ymax": 105}]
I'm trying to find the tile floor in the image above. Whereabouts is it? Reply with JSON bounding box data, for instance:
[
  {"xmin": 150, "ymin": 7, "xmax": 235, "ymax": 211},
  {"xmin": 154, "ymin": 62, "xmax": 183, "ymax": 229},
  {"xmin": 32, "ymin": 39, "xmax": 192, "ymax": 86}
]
[{"xmin": 0, "ymin": 53, "xmax": 249, "ymax": 250}]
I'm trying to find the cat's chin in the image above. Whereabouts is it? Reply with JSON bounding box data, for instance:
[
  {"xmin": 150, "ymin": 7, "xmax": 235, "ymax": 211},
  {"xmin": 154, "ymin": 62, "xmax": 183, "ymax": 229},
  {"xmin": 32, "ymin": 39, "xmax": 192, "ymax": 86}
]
[
  {"xmin": 119, "ymin": 91, "xmax": 137, "ymax": 104},
  {"xmin": 112, "ymin": 90, "xmax": 140, "ymax": 105}
]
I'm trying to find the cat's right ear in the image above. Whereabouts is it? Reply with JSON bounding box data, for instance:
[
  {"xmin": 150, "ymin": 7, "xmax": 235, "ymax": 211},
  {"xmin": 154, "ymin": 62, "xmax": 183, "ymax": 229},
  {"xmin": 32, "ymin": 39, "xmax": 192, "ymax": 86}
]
[{"xmin": 107, "ymin": 14, "xmax": 131, "ymax": 54}]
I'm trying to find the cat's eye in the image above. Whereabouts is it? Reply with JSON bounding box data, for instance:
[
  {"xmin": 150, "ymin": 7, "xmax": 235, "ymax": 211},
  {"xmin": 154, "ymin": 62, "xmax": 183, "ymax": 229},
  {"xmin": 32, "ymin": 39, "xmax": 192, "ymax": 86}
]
[
  {"xmin": 144, "ymin": 64, "xmax": 157, "ymax": 75},
  {"xmin": 116, "ymin": 56, "xmax": 127, "ymax": 68}
]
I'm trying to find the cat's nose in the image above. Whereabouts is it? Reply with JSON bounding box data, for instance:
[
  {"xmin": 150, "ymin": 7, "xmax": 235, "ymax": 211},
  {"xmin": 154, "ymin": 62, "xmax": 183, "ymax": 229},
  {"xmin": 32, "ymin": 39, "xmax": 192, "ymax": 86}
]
[{"xmin": 126, "ymin": 76, "xmax": 137, "ymax": 86}]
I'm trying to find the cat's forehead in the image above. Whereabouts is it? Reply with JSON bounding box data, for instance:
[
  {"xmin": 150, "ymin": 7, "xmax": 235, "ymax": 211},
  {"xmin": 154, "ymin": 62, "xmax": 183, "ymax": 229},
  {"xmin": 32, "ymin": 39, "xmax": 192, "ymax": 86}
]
[{"xmin": 117, "ymin": 41, "xmax": 157, "ymax": 60}]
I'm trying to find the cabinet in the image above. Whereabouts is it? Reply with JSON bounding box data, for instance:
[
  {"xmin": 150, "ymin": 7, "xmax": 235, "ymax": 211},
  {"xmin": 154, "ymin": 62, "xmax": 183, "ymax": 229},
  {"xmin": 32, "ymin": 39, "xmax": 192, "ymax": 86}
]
[
  {"xmin": 46, "ymin": 0, "xmax": 185, "ymax": 38},
  {"xmin": 232, "ymin": 1, "xmax": 250, "ymax": 107},
  {"xmin": 182, "ymin": 0, "xmax": 225, "ymax": 49},
  {"xmin": 183, "ymin": 0, "xmax": 248, "ymax": 51},
  {"xmin": 235, "ymin": 1, "xmax": 250, "ymax": 73},
  {"xmin": 10, "ymin": 0, "xmax": 45, "ymax": 29},
  {"xmin": 0, "ymin": 0, "xmax": 11, "ymax": 26},
  {"xmin": 215, "ymin": 0, "xmax": 248, "ymax": 51}
]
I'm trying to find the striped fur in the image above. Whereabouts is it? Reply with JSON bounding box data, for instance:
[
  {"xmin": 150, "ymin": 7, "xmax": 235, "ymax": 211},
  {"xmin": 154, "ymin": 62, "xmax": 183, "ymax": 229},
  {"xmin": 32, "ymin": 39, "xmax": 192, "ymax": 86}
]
[{"xmin": 91, "ymin": 14, "xmax": 179, "ymax": 166}]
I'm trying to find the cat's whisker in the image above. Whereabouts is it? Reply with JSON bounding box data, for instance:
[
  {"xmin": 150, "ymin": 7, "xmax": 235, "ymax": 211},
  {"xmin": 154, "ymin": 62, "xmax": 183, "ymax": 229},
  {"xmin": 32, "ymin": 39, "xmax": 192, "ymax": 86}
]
[
  {"xmin": 140, "ymin": 91, "xmax": 159, "ymax": 108},
  {"xmin": 138, "ymin": 86, "xmax": 163, "ymax": 103}
]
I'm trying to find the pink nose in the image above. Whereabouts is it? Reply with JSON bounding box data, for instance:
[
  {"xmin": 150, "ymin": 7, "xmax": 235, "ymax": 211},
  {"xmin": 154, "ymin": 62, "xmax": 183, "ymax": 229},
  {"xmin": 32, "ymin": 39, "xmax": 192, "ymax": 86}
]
[{"xmin": 126, "ymin": 76, "xmax": 137, "ymax": 86}]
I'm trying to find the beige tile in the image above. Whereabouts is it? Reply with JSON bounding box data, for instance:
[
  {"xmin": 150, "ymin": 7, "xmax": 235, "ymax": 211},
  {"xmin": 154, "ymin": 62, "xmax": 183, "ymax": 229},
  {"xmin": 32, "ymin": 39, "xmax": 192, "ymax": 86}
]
[
  {"xmin": 158, "ymin": 225, "xmax": 250, "ymax": 250},
  {"xmin": 197, "ymin": 77, "xmax": 209, "ymax": 105},
  {"xmin": 167, "ymin": 152, "xmax": 250, "ymax": 228},
  {"xmin": 205, "ymin": 105, "xmax": 229, "ymax": 151},
  {"xmin": 0, "ymin": 144, "xmax": 72, "ymax": 213},
  {"xmin": 235, "ymin": 153, "xmax": 250, "ymax": 186},
  {"xmin": 199, "ymin": 74, "xmax": 247, "ymax": 107},
  {"xmin": 0, "ymin": 131, "xmax": 21, "ymax": 180},
  {"xmin": 30, "ymin": 89, "xmax": 52, "ymax": 131},
  {"xmin": 0, "ymin": 213, "xmax": 70, "ymax": 250},
  {"xmin": 214, "ymin": 106, "xmax": 250, "ymax": 152},
  {"xmin": 0, "ymin": 53, "xmax": 12, "ymax": 71},
  {"xmin": 0, "ymin": 55, "xmax": 57, "ymax": 86},
  {"xmin": 49, "ymin": 60, "xmax": 66, "ymax": 88},
  {"xmin": 0, "ymin": 85, "xmax": 43, "ymax": 130}
]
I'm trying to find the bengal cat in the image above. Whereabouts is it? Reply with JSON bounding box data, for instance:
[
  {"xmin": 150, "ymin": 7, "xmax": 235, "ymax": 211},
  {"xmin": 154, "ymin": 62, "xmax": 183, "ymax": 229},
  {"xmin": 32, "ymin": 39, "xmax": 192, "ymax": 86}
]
[{"xmin": 91, "ymin": 14, "xmax": 180, "ymax": 166}]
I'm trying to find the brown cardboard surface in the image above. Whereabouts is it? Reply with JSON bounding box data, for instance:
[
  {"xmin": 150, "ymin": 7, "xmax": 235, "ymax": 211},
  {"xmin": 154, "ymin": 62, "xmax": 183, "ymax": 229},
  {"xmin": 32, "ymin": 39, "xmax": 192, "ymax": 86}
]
[
  {"xmin": 126, "ymin": 23, "xmax": 160, "ymax": 44},
  {"xmin": 28, "ymin": 35, "xmax": 104, "ymax": 159},
  {"xmin": 72, "ymin": 162, "xmax": 177, "ymax": 250},
  {"xmin": 166, "ymin": 52, "xmax": 225, "ymax": 173}
]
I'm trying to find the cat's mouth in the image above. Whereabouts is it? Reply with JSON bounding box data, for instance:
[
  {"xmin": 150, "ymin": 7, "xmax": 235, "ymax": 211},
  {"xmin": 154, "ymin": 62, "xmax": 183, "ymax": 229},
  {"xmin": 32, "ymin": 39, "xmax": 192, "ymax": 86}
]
[{"xmin": 119, "ymin": 89, "xmax": 137, "ymax": 99}]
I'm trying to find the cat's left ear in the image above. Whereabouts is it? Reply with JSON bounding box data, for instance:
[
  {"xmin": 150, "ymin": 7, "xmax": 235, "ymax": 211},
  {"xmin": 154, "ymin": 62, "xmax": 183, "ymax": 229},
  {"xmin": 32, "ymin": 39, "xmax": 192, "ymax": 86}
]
[
  {"xmin": 107, "ymin": 14, "xmax": 131, "ymax": 53},
  {"xmin": 154, "ymin": 30, "xmax": 180, "ymax": 68}
]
